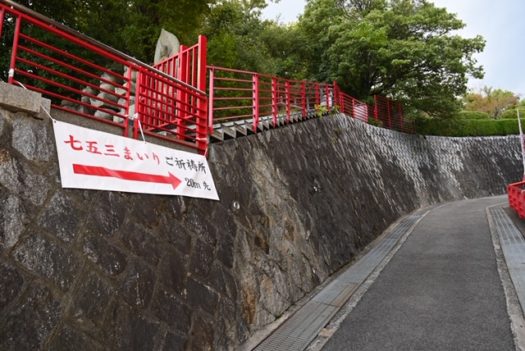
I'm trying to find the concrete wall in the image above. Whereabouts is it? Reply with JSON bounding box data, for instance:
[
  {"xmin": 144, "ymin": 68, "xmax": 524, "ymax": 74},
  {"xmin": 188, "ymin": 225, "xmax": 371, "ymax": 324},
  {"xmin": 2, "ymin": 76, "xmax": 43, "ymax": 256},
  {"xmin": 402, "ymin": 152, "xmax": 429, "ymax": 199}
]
[{"xmin": 0, "ymin": 97, "xmax": 521, "ymax": 350}]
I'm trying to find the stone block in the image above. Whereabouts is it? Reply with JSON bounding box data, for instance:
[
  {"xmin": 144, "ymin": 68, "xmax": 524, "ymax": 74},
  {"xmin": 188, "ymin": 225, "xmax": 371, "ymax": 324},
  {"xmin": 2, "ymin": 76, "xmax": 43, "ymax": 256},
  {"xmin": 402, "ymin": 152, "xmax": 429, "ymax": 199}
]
[
  {"xmin": 0, "ymin": 285, "xmax": 61, "ymax": 350},
  {"xmin": 162, "ymin": 332, "xmax": 187, "ymax": 351},
  {"xmin": 216, "ymin": 231, "xmax": 235, "ymax": 269},
  {"xmin": 149, "ymin": 287, "xmax": 191, "ymax": 334},
  {"xmin": 0, "ymin": 195, "xmax": 27, "ymax": 251},
  {"xmin": 188, "ymin": 313, "xmax": 214, "ymax": 351},
  {"xmin": 119, "ymin": 221, "xmax": 162, "ymax": 266},
  {"xmin": 0, "ymin": 82, "xmax": 43, "ymax": 116},
  {"xmin": 82, "ymin": 235, "xmax": 127, "ymax": 276},
  {"xmin": 11, "ymin": 115, "xmax": 54, "ymax": 162},
  {"xmin": 0, "ymin": 109, "xmax": 9, "ymax": 137},
  {"xmin": 190, "ymin": 239, "xmax": 215, "ymax": 279},
  {"xmin": 84, "ymin": 192, "xmax": 126, "ymax": 239},
  {"xmin": 68, "ymin": 272, "xmax": 113, "ymax": 329},
  {"xmin": 159, "ymin": 253, "xmax": 186, "ymax": 294},
  {"xmin": 13, "ymin": 234, "xmax": 80, "ymax": 291},
  {"xmin": 0, "ymin": 263, "xmax": 24, "ymax": 313},
  {"xmin": 161, "ymin": 219, "xmax": 192, "ymax": 254},
  {"xmin": 119, "ymin": 260, "xmax": 155, "ymax": 309},
  {"xmin": 186, "ymin": 278, "xmax": 219, "ymax": 315},
  {"xmin": 38, "ymin": 192, "xmax": 82, "ymax": 243},
  {"xmin": 0, "ymin": 148, "xmax": 51, "ymax": 206},
  {"xmin": 47, "ymin": 324, "xmax": 103, "ymax": 351},
  {"xmin": 106, "ymin": 303, "xmax": 160, "ymax": 351}
]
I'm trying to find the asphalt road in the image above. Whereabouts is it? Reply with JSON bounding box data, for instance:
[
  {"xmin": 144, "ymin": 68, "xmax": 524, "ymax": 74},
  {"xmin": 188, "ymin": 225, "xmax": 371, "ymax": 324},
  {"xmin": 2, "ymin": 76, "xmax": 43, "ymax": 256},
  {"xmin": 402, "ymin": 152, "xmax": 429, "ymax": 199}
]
[{"xmin": 323, "ymin": 197, "xmax": 515, "ymax": 351}]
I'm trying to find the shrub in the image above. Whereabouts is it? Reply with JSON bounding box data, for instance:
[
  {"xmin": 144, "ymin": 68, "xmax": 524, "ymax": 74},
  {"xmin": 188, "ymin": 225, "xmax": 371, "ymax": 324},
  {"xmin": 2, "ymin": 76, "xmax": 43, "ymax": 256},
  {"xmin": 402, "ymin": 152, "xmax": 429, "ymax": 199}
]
[
  {"xmin": 415, "ymin": 118, "xmax": 524, "ymax": 137},
  {"xmin": 453, "ymin": 110, "xmax": 490, "ymax": 119}
]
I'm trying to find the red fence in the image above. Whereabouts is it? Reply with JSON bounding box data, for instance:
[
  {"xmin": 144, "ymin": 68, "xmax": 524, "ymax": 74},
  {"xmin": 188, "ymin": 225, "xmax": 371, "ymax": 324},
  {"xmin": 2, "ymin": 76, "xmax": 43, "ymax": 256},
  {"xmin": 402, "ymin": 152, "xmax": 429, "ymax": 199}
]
[
  {"xmin": 0, "ymin": 0, "xmax": 208, "ymax": 153},
  {"xmin": 208, "ymin": 65, "xmax": 335, "ymax": 132},
  {"xmin": 508, "ymin": 181, "xmax": 525, "ymax": 218},
  {"xmin": 0, "ymin": 0, "xmax": 412, "ymax": 157},
  {"xmin": 338, "ymin": 91, "xmax": 370, "ymax": 122}
]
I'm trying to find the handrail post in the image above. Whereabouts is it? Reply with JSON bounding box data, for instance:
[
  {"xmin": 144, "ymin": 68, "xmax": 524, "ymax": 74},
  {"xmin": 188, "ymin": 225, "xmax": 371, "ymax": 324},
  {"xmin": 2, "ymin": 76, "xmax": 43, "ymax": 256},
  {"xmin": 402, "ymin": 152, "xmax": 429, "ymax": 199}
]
[
  {"xmin": 133, "ymin": 69, "xmax": 143, "ymax": 140},
  {"xmin": 176, "ymin": 44, "xmax": 188, "ymax": 140},
  {"xmin": 398, "ymin": 102, "xmax": 404, "ymax": 131},
  {"xmin": 386, "ymin": 98, "xmax": 392, "ymax": 128},
  {"xmin": 8, "ymin": 15, "xmax": 21, "ymax": 84},
  {"xmin": 325, "ymin": 84, "xmax": 331, "ymax": 111},
  {"xmin": 315, "ymin": 82, "xmax": 320, "ymax": 106},
  {"xmin": 374, "ymin": 95, "xmax": 379, "ymax": 121},
  {"xmin": 285, "ymin": 80, "xmax": 291, "ymax": 123},
  {"xmin": 208, "ymin": 67, "xmax": 215, "ymax": 134},
  {"xmin": 301, "ymin": 80, "xmax": 307, "ymax": 119},
  {"xmin": 0, "ymin": 8, "xmax": 5, "ymax": 42},
  {"xmin": 123, "ymin": 65, "xmax": 133, "ymax": 137},
  {"xmin": 252, "ymin": 73, "xmax": 260, "ymax": 133},
  {"xmin": 271, "ymin": 77, "xmax": 278, "ymax": 127},
  {"xmin": 196, "ymin": 35, "xmax": 208, "ymax": 153}
]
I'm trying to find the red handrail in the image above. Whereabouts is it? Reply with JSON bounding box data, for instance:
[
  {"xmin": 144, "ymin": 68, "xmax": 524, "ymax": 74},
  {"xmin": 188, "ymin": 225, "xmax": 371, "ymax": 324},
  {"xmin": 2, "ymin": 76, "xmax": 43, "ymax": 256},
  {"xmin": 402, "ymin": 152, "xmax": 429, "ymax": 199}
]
[{"xmin": 0, "ymin": 0, "xmax": 209, "ymax": 154}]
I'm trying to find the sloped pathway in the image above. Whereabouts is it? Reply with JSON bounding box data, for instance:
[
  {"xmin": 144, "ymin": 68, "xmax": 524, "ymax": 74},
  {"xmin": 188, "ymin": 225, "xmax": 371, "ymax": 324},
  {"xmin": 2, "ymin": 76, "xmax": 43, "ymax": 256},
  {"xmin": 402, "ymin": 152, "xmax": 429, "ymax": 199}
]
[{"xmin": 324, "ymin": 197, "xmax": 515, "ymax": 350}]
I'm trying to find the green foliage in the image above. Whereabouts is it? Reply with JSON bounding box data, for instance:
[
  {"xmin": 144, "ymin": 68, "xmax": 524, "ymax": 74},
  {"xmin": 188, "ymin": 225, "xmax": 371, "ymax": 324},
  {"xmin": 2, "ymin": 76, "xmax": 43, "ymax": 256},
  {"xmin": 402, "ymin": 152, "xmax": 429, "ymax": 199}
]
[
  {"xmin": 463, "ymin": 86, "xmax": 518, "ymax": 119},
  {"xmin": 203, "ymin": 1, "xmax": 307, "ymax": 76},
  {"xmin": 453, "ymin": 111, "xmax": 490, "ymax": 120},
  {"xmin": 298, "ymin": 0, "xmax": 485, "ymax": 118},
  {"xmin": 415, "ymin": 118, "xmax": 523, "ymax": 137},
  {"xmin": 7, "ymin": 0, "xmax": 216, "ymax": 63},
  {"xmin": 500, "ymin": 108, "xmax": 523, "ymax": 120}
]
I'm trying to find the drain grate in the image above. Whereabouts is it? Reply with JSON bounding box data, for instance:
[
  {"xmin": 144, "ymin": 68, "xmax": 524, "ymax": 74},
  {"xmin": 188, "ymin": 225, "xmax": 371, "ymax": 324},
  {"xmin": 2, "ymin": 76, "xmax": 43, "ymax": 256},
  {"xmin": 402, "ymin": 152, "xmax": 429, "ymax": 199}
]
[
  {"xmin": 253, "ymin": 211, "xmax": 426, "ymax": 351},
  {"xmin": 488, "ymin": 207, "xmax": 525, "ymax": 310}
]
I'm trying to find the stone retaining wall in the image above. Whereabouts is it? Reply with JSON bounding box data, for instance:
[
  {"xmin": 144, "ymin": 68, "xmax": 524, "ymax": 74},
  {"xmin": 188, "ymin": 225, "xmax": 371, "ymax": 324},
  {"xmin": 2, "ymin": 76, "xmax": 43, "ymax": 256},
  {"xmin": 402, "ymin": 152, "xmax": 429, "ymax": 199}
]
[{"xmin": 0, "ymin": 99, "xmax": 520, "ymax": 350}]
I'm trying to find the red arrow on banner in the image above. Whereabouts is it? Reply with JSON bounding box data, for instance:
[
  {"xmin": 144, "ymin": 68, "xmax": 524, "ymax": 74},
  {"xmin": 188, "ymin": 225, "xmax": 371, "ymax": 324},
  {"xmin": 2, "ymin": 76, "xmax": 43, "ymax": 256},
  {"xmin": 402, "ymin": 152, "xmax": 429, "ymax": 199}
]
[{"xmin": 72, "ymin": 164, "xmax": 182, "ymax": 189}]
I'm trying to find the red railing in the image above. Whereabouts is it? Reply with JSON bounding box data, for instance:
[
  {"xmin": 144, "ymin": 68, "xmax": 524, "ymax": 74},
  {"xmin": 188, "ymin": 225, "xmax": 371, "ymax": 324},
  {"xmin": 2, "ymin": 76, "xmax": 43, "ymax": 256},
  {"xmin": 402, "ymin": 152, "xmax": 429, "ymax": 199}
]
[
  {"xmin": 1, "ymin": 0, "xmax": 412, "ymax": 156},
  {"xmin": 207, "ymin": 66, "xmax": 335, "ymax": 132},
  {"xmin": 0, "ymin": 0, "xmax": 208, "ymax": 153},
  {"xmin": 338, "ymin": 91, "xmax": 370, "ymax": 122},
  {"xmin": 508, "ymin": 180, "xmax": 525, "ymax": 218}
]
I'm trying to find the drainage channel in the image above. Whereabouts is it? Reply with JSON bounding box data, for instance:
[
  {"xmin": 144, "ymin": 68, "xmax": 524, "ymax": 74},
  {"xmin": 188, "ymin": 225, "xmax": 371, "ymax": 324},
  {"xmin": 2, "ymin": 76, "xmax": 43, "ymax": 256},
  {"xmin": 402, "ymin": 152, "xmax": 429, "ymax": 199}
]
[
  {"xmin": 488, "ymin": 206, "xmax": 525, "ymax": 310},
  {"xmin": 252, "ymin": 209, "xmax": 429, "ymax": 351}
]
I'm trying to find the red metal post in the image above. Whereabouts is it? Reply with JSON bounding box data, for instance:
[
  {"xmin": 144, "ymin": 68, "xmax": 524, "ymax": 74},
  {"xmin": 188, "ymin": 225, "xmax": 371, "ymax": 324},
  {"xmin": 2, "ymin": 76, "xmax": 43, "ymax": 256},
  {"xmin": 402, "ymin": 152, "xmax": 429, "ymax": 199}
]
[
  {"xmin": 285, "ymin": 80, "xmax": 291, "ymax": 123},
  {"xmin": 332, "ymin": 81, "xmax": 338, "ymax": 110},
  {"xmin": 176, "ymin": 45, "xmax": 188, "ymax": 140},
  {"xmin": 133, "ymin": 69, "xmax": 143, "ymax": 140},
  {"xmin": 208, "ymin": 66, "xmax": 215, "ymax": 134},
  {"xmin": 301, "ymin": 81, "xmax": 307, "ymax": 119},
  {"xmin": 352, "ymin": 98, "xmax": 355, "ymax": 119},
  {"xmin": 315, "ymin": 82, "xmax": 320, "ymax": 106},
  {"xmin": 8, "ymin": 15, "xmax": 22, "ymax": 84},
  {"xmin": 386, "ymin": 98, "xmax": 392, "ymax": 128},
  {"xmin": 196, "ymin": 35, "xmax": 208, "ymax": 152},
  {"xmin": 0, "ymin": 8, "xmax": 5, "ymax": 42},
  {"xmin": 325, "ymin": 84, "xmax": 331, "ymax": 111},
  {"xmin": 398, "ymin": 102, "xmax": 403, "ymax": 130},
  {"xmin": 122, "ymin": 64, "xmax": 133, "ymax": 137},
  {"xmin": 271, "ymin": 77, "xmax": 278, "ymax": 127},
  {"xmin": 373, "ymin": 95, "xmax": 379, "ymax": 120},
  {"xmin": 252, "ymin": 73, "xmax": 260, "ymax": 133}
]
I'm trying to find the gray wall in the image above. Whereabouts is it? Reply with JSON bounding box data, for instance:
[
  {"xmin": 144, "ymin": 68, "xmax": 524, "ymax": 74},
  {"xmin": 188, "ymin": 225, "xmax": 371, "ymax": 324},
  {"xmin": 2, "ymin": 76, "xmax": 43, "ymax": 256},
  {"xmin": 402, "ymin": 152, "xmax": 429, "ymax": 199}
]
[{"xmin": 0, "ymin": 107, "xmax": 521, "ymax": 350}]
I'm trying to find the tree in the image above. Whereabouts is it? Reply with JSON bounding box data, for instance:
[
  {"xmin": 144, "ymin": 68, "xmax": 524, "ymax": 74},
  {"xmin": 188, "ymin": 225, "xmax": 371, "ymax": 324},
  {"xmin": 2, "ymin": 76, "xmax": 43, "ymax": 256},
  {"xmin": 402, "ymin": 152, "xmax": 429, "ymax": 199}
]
[
  {"xmin": 298, "ymin": 0, "xmax": 485, "ymax": 117},
  {"xmin": 203, "ymin": 0, "xmax": 294, "ymax": 74},
  {"xmin": 3, "ymin": 0, "xmax": 217, "ymax": 62},
  {"xmin": 464, "ymin": 87, "xmax": 519, "ymax": 119}
]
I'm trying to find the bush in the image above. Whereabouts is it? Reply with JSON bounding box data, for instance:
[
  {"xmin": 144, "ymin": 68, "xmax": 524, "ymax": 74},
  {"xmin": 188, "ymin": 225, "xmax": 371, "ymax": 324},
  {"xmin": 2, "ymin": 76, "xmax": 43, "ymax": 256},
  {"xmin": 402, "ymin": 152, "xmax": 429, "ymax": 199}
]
[
  {"xmin": 452, "ymin": 110, "xmax": 490, "ymax": 119},
  {"xmin": 500, "ymin": 108, "xmax": 521, "ymax": 120},
  {"xmin": 415, "ymin": 118, "xmax": 524, "ymax": 137}
]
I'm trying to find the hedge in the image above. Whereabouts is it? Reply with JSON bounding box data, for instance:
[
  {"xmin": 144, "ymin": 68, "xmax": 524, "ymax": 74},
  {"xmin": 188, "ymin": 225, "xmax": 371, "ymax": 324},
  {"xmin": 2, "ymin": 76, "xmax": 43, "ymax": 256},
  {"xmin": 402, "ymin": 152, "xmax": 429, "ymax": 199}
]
[{"xmin": 415, "ymin": 118, "xmax": 525, "ymax": 137}]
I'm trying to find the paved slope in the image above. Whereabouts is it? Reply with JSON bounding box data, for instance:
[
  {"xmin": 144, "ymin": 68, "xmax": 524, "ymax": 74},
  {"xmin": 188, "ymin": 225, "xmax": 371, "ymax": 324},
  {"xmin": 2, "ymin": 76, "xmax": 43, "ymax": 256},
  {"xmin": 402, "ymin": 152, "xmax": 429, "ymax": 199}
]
[{"xmin": 324, "ymin": 197, "xmax": 514, "ymax": 351}]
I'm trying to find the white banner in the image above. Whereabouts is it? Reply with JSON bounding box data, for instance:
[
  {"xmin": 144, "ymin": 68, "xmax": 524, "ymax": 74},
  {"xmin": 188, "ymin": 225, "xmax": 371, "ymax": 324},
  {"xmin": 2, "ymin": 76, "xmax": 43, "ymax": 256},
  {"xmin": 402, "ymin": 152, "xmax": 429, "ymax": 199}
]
[{"xmin": 53, "ymin": 120, "xmax": 219, "ymax": 200}]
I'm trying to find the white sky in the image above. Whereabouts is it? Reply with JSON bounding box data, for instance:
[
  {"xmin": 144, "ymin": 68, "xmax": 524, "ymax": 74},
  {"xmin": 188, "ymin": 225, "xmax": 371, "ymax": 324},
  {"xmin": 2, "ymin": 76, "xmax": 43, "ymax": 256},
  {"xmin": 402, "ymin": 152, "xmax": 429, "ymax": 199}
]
[{"xmin": 262, "ymin": 0, "xmax": 525, "ymax": 96}]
